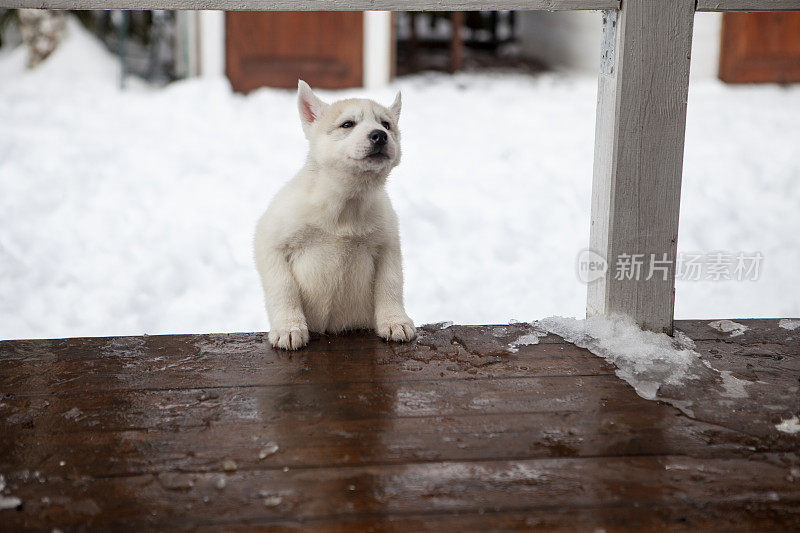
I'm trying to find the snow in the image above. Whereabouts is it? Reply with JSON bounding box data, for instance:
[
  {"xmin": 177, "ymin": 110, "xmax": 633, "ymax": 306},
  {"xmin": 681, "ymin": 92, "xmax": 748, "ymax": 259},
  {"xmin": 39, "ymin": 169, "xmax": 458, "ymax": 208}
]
[
  {"xmin": 708, "ymin": 320, "xmax": 749, "ymax": 337},
  {"xmin": 538, "ymin": 316, "xmax": 800, "ymax": 429},
  {"xmin": 258, "ymin": 443, "xmax": 279, "ymax": 459},
  {"xmin": 775, "ymin": 415, "xmax": 800, "ymax": 435},
  {"xmin": 507, "ymin": 331, "xmax": 542, "ymax": 353},
  {"xmin": 0, "ymin": 495, "xmax": 21, "ymax": 510},
  {"xmin": 0, "ymin": 474, "xmax": 20, "ymax": 510},
  {"xmin": 62, "ymin": 407, "xmax": 83, "ymax": 420},
  {"xmin": 262, "ymin": 495, "xmax": 282, "ymax": 507},
  {"xmin": 2, "ymin": 19, "xmax": 800, "ymax": 340},
  {"xmin": 718, "ymin": 370, "xmax": 751, "ymax": 399},
  {"xmin": 778, "ymin": 319, "xmax": 800, "ymax": 331},
  {"xmin": 539, "ymin": 315, "xmax": 714, "ymax": 402}
]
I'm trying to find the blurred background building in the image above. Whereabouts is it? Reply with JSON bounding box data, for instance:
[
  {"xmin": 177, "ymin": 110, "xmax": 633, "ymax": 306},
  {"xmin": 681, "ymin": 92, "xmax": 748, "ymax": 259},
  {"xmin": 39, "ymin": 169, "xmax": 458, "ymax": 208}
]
[{"xmin": 1, "ymin": 9, "xmax": 798, "ymax": 89}]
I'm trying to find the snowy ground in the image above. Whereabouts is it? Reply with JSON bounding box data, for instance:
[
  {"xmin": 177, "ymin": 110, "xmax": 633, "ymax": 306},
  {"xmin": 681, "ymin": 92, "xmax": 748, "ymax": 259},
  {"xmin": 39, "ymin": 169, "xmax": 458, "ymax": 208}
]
[{"xmin": 1, "ymin": 20, "xmax": 799, "ymax": 340}]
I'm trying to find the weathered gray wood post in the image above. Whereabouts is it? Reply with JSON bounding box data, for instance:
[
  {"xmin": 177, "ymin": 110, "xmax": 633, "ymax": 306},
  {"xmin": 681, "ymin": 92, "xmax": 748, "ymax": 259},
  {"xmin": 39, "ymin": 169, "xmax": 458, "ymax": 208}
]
[{"xmin": 587, "ymin": 0, "xmax": 695, "ymax": 335}]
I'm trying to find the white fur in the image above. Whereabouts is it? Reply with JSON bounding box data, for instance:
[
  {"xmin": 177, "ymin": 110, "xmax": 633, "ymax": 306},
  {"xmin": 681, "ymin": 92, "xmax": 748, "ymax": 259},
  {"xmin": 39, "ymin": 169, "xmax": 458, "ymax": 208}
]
[{"xmin": 254, "ymin": 81, "xmax": 415, "ymax": 350}]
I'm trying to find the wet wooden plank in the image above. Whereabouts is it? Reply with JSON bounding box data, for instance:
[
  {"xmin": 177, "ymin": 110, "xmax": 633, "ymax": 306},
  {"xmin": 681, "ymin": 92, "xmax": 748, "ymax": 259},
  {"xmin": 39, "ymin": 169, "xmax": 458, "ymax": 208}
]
[
  {"xmin": 1, "ymin": 406, "xmax": 765, "ymax": 479},
  {"xmin": 675, "ymin": 318, "xmax": 800, "ymax": 344},
  {"xmin": 0, "ymin": 374, "xmax": 665, "ymax": 433},
  {"xmin": 0, "ymin": 328, "xmax": 609, "ymax": 396},
  {"xmin": 668, "ymin": 337, "xmax": 800, "ymax": 440},
  {"xmin": 1, "ymin": 455, "xmax": 798, "ymax": 530},
  {"xmin": 196, "ymin": 502, "xmax": 800, "ymax": 532},
  {"xmin": 0, "ymin": 323, "xmax": 565, "ymax": 360}
]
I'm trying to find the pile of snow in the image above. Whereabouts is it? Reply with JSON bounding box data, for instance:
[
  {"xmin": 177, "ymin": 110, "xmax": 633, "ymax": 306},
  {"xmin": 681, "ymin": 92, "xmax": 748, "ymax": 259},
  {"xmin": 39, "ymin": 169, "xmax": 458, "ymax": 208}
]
[
  {"xmin": 507, "ymin": 332, "xmax": 542, "ymax": 353},
  {"xmin": 538, "ymin": 315, "xmax": 800, "ymax": 434},
  {"xmin": 708, "ymin": 319, "xmax": 749, "ymax": 337},
  {"xmin": 2, "ymin": 19, "xmax": 800, "ymax": 340},
  {"xmin": 778, "ymin": 319, "xmax": 800, "ymax": 331},
  {"xmin": 539, "ymin": 315, "xmax": 714, "ymax": 401},
  {"xmin": 717, "ymin": 370, "xmax": 750, "ymax": 399},
  {"xmin": 0, "ymin": 17, "xmax": 122, "ymax": 85},
  {"xmin": 0, "ymin": 475, "xmax": 21, "ymax": 511},
  {"xmin": 776, "ymin": 415, "xmax": 800, "ymax": 435}
]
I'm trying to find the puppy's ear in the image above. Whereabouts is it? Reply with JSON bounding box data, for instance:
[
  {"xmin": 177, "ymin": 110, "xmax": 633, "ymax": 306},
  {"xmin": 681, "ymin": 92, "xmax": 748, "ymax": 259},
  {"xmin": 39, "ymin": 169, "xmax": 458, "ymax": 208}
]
[
  {"xmin": 388, "ymin": 91, "xmax": 402, "ymax": 122},
  {"xmin": 297, "ymin": 80, "xmax": 328, "ymax": 136}
]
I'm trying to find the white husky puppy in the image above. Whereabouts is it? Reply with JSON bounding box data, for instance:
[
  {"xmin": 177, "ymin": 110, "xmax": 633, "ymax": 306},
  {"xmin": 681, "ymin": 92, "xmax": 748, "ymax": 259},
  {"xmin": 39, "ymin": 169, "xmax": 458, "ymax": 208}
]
[{"xmin": 254, "ymin": 81, "xmax": 416, "ymax": 350}]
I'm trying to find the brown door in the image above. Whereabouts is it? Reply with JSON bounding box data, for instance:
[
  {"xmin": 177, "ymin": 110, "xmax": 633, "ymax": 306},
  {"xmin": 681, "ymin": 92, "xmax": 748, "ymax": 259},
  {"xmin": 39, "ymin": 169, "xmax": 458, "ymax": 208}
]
[
  {"xmin": 719, "ymin": 12, "xmax": 800, "ymax": 83},
  {"xmin": 225, "ymin": 12, "xmax": 363, "ymax": 93}
]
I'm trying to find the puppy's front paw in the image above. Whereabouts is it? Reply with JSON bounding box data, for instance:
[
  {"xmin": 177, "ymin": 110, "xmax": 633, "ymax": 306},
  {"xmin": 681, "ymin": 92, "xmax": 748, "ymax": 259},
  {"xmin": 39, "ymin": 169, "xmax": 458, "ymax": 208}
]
[
  {"xmin": 269, "ymin": 323, "xmax": 310, "ymax": 350},
  {"xmin": 376, "ymin": 317, "xmax": 416, "ymax": 342}
]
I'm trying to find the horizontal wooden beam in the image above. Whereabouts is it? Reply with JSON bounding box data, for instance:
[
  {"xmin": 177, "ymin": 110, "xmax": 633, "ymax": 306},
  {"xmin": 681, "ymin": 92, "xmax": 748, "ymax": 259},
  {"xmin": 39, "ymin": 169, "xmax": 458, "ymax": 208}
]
[
  {"xmin": 5, "ymin": 0, "xmax": 800, "ymax": 11},
  {"xmin": 2, "ymin": 0, "xmax": 619, "ymax": 10},
  {"xmin": 697, "ymin": 0, "xmax": 800, "ymax": 11}
]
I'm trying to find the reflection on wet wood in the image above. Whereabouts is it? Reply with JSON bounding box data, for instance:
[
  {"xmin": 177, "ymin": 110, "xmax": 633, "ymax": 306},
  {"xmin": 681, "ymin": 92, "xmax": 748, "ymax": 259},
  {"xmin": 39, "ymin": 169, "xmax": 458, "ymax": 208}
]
[{"xmin": 1, "ymin": 320, "xmax": 798, "ymax": 530}]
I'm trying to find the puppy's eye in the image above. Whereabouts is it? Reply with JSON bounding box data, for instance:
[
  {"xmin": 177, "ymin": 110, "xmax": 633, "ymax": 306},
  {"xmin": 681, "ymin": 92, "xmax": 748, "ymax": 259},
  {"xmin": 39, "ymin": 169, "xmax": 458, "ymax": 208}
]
[
  {"xmin": 340, "ymin": 121, "xmax": 355, "ymax": 128},
  {"xmin": 381, "ymin": 121, "xmax": 391, "ymax": 130}
]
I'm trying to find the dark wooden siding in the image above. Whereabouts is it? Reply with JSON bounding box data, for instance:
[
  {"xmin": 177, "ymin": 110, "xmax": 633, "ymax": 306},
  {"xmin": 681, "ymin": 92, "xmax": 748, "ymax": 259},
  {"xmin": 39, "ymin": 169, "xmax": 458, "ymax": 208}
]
[
  {"xmin": 720, "ymin": 12, "xmax": 800, "ymax": 83},
  {"xmin": 226, "ymin": 11, "xmax": 364, "ymax": 93}
]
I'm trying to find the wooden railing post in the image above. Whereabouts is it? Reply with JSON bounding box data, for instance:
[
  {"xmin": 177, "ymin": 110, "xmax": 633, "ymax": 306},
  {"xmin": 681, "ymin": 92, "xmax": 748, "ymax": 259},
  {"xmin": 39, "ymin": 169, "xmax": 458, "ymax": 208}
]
[{"xmin": 587, "ymin": 0, "xmax": 695, "ymax": 334}]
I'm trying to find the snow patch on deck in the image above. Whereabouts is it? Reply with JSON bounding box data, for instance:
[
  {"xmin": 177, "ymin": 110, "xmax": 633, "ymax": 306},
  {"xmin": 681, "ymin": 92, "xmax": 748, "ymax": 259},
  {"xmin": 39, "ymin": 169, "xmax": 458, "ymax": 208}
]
[
  {"xmin": 719, "ymin": 370, "xmax": 751, "ymax": 399},
  {"xmin": 507, "ymin": 332, "xmax": 542, "ymax": 353},
  {"xmin": 0, "ymin": 474, "xmax": 21, "ymax": 510},
  {"xmin": 538, "ymin": 317, "xmax": 790, "ymax": 422},
  {"xmin": 778, "ymin": 319, "xmax": 800, "ymax": 331},
  {"xmin": 539, "ymin": 315, "xmax": 712, "ymax": 402},
  {"xmin": 776, "ymin": 415, "xmax": 800, "ymax": 435},
  {"xmin": 708, "ymin": 320, "xmax": 749, "ymax": 337}
]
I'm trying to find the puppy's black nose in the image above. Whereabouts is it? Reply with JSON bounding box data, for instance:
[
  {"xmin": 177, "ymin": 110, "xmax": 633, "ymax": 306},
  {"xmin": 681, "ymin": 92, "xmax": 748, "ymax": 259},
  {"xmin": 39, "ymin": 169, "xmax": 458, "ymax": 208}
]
[{"xmin": 369, "ymin": 129, "xmax": 388, "ymax": 145}]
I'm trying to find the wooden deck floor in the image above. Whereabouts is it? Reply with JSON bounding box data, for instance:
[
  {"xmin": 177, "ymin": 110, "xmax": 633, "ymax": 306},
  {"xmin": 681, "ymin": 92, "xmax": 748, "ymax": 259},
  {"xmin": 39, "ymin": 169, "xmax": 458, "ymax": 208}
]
[{"xmin": 1, "ymin": 319, "xmax": 799, "ymax": 531}]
